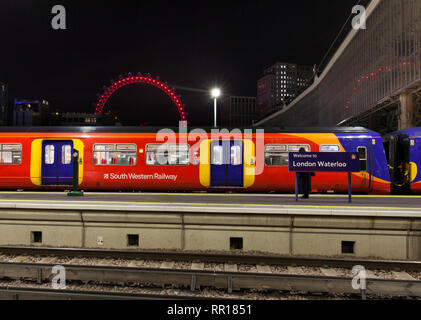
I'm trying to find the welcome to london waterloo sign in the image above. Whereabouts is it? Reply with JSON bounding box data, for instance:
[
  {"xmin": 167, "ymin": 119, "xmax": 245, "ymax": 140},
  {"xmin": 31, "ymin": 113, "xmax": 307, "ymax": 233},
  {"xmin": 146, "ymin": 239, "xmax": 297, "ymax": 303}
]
[{"xmin": 288, "ymin": 152, "xmax": 360, "ymax": 172}]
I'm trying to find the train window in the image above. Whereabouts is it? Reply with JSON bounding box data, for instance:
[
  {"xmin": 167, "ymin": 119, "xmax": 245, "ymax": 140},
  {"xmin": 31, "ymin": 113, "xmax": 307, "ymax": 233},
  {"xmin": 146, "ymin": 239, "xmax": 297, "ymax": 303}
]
[
  {"xmin": 230, "ymin": 145, "xmax": 242, "ymax": 165},
  {"xmin": 61, "ymin": 145, "xmax": 72, "ymax": 164},
  {"xmin": 320, "ymin": 145, "xmax": 340, "ymax": 152},
  {"xmin": 265, "ymin": 145, "xmax": 288, "ymax": 166},
  {"xmin": 265, "ymin": 144, "xmax": 310, "ymax": 166},
  {"xmin": 116, "ymin": 144, "xmax": 137, "ymax": 165},
  {"xmin": 212, "ymin": 145, "xmax": 223, "ymax": 165},
  {"xmin": 287, "ymin": 145, "xmax": 310, "ymax": 152},
  {"xmin": 93, "ymin": 144, "xmax": 137, "ymax": 165},
  {"xmin": 168, "ymin": 145, "xmax": 189, "ymax": 165},
  {"xmin": 0, "ymin": 144, "xmax": 22, "ymax": 165},
  {"xmin": 146, "ymin": 144, "xmax": 190, "ymax": 166},
  {"xmin": 45, "ymin": 145, "xmax": 55, "ymax": 164},
  {"xmin": 357, "ymin": 147, "xmax": 367, "ymax": 171}
]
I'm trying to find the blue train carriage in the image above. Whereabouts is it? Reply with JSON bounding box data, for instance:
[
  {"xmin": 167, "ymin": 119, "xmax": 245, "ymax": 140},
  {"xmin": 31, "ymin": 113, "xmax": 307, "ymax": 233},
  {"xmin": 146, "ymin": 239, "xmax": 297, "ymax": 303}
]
[
  {"xmin": 333, "ymin": 128, "xmax": 391, "ymax": 194},
  {"xmin": 383, "ymin": 127, "xmax": 421, "ymax": 193}
]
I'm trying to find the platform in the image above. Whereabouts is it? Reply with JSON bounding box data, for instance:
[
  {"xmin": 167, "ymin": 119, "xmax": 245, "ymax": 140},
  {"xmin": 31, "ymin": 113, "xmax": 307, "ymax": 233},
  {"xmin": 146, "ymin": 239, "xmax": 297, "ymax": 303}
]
[
  {"xmin": 0, "ymin": 191, "xmax": 420, "ymax": 260},
  {"xmin": 0, "ymin": 191, "xmax": 420, "ymax": 216}
]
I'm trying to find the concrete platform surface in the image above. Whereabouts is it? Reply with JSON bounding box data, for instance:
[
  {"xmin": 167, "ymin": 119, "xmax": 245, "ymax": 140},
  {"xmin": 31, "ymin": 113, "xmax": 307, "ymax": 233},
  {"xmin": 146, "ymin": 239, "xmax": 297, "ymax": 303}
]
[{"xmin": 0, "ymin": 191, "xmax": 419, "ymax": 216}]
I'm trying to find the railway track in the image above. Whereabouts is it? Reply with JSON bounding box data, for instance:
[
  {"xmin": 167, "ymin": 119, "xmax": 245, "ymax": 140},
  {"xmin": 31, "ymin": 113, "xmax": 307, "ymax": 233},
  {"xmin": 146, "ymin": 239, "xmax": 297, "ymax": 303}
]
[
  {"xmin": 0, "ymin": 285, "xmax": 196, "ymax": 300},
  {"xmin": 1, "ymin": 246, "xmax": 421, "ymax": 298},
  {"xmin": 0, "ymin": 257, "xmax": 420, "ymax": 298},
  {"xmin": 1, "ymin": 246, "xmax": 421, "ymax": 272}
]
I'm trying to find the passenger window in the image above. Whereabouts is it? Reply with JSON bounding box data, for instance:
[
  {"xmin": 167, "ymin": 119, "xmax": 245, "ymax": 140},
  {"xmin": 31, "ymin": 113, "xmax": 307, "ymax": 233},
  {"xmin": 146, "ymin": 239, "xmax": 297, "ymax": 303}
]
[
  {"xmin": 116, "ymin": 144, "xmax": 137, "ymax": 165},
  {"xmin": 287, "ymin": 145, "xmax": 310, "ymax": 152},
  {"xmin": 265, "ymin": 145, "xmax": 288, "ymax": 166},
  {"xmin": 0, "ymin": 144, "xmax": 22, "ymax": 165},
  {"xmin": 320, "ymin": 145, "xmax": 340, "ymax": 152},
  {"xmin": 62, "ymin": 145, "xmax": 72, "ymax": 164},
  {"xmin": 357, "ymin": 146, "xmax": 367, "ymax": 171},
  {"xmin": 146, "ymin": 144, "xmax": 189, "ymax": 166},
  {"xmin": 45, "ymin": 145, "xmax": 55, "ymax": 164},
  {"xmin": 212, "ymin": 145, "xmax": 223, "ymax": 165},
  {"xmin": 168, "ymin": 144, "xmax": 189, "ymax": 165},
  {"xmin": 0, "ymin": 151, "xmax": 12, "ymax": 164},
  {"xmin": 265, "ymin": 144, "xmax": 310, "ymax": 166},
  {"xmin": 230, "ymin": 145, "xmax": 242, "ymax": 165},
  {"xmin": 93, "ymin": 144, "xmax": 137, "ymax": 165}
]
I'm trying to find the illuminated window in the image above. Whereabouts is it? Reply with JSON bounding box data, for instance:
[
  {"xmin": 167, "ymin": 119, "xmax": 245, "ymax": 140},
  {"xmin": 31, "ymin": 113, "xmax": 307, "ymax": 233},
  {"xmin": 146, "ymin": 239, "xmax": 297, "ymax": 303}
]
[
  {"xmin": 45, "ymin": 145, "xmax": 55, "ymax": 164},
  {"xmin": 62, "ymin": 145, "xmax": 72, "ymax": 164},
  {"xmin": 287, "ymin": 145, "xmax": 310, "ymax": 152},
  {"xmin": 230, "ymin": 145, "xmax": 242, "ymax": 165},
  {"xmin": 264, "ymin": 145, "xmax": 288, "ymax": 166},
  {"xmin": 0, "ymin": 144, "xmax": 22, "ymax": 165},
  {"xmin": 212, "ymin": 145, "xmax": 223, "ymax": 165},
  {"xmin": 146, "ymin": 144, "xmax": 189, "ymax": 166},
  {"xmin": 320, "ymin": 145, "xmax": 340, "ymax": 152},
  {"xmin": 93, "ymin": 144, "xmax": 137, "ymax": 165},
  {"xmin": 264, "ymin": 144, "xmax": 311, "ymax": 167}
]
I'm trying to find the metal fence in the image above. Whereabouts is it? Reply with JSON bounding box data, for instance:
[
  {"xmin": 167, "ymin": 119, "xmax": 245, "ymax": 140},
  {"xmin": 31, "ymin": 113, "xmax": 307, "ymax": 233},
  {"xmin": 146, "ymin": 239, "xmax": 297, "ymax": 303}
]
[{"xmin": 262, "ymin": 0, "xmax": 421, "ymax": 127}]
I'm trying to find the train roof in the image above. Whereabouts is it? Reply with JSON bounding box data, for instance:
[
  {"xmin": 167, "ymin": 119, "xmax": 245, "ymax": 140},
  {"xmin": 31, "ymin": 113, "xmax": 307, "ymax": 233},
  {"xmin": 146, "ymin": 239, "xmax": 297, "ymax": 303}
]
[
  {"xmin": 0, "ymin": 126, "xmax": 373, "ymax": 134},
  {"xmin": 385, "ymin": 127, "xmax": 421, "ymax": 138}
]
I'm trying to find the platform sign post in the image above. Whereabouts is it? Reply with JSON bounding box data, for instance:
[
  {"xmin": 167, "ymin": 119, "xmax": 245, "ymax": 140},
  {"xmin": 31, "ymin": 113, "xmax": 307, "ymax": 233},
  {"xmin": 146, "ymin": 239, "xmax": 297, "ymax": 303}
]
[
  {"xmin": 288, "ymin": 152, "xmax": 360, "ymax": 203},
  {"xmin": 67, "ymin": 149, "xmax": 84, "ymax": 197},
  {"xmin": 348, "ymin": 172, "xmax": 352, "ymax": 203}
]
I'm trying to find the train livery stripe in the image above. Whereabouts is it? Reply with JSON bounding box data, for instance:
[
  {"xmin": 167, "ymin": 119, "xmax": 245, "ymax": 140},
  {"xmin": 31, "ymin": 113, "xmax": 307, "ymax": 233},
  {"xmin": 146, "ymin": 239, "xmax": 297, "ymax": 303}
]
[
  {"xmin": 410, "ymin": 162, "xmax": 418, "ymax": 183},
  {"xmin": 30, "ymin": 139, "xmax": 84, "ymax": 186},
  {"xmin": 243, "ymin": 139, "xmax": 255, "ymax": 188},
  {"xmin": 199, "ymin": 139, "xmax": 210, "ymax": 187}
]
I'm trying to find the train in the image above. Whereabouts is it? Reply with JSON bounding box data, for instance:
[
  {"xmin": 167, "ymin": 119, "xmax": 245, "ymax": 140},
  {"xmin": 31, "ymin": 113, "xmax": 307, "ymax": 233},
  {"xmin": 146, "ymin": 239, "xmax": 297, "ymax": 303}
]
[
  {"xmin": 383, "ymin": 127, "xmax": 421, "ymax": 193},
  {"xmin": 0, "ymin": 126, "xmax": 402, "ymax": 194}
]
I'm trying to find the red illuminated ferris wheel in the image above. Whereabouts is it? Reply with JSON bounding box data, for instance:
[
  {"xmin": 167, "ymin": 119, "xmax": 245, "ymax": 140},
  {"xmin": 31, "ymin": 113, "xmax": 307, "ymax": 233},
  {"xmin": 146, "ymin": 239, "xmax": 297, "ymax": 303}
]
[{"xmin": 94, "ymin": 73, "xmax": 187, "ymax": 121}]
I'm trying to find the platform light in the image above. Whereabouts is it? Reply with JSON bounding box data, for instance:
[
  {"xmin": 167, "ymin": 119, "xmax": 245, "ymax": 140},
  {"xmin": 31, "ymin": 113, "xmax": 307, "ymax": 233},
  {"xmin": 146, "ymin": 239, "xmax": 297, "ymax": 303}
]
[
  {"xmin": 211, "ymin": 88, "xmax": 221, "ymax": 98},
  {"xmin": 211, "ymin": 88, "xmax": 221, "ymax": 127}
]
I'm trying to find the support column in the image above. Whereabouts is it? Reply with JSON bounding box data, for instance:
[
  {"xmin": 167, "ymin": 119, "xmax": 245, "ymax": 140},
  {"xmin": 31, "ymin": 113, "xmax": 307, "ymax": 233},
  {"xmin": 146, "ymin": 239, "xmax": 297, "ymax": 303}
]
[{"xmin": 399, "ymin": 92, "xmax": 415, "ymax": 130}]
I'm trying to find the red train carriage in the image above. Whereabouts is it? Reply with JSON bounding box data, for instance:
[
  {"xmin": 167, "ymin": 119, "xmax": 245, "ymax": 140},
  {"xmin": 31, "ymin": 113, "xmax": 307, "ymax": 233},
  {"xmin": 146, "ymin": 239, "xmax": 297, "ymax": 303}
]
[{"xmin": 0, "ymin": 126, "xmax": 390, "ymax": 194}]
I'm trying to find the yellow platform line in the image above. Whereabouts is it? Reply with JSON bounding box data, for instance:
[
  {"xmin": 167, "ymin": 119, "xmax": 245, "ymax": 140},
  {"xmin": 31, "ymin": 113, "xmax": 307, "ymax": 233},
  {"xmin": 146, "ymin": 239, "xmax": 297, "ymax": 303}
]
[
  {"xmin": 0, "ymin": 191, "xmax": 419, "ymax": 199},
  {"xmin": 0, "ymin": 198, "xmax": 419, "ymax": 211}
]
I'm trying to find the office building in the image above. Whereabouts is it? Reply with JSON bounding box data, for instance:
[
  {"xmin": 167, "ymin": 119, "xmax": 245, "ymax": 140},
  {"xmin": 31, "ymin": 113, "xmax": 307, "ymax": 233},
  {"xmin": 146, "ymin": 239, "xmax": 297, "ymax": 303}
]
[{"xmin": 257, "ymin": 62, "xmax": 313, "ymax": 118}]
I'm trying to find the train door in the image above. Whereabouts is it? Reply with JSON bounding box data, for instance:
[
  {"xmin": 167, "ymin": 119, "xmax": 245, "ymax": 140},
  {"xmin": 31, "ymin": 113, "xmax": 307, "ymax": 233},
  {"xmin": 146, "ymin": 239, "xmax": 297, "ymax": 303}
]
[
  {"xmin": 41, "ymin": 140, "xmax": 73, "ymax": 185},
  {"xmin": 354, "ymin": 140, "xmax": 371, "ymax": 191},
  {"xmin": 210, "ymin": 140, "xmax": 243, "ymax": 187}
]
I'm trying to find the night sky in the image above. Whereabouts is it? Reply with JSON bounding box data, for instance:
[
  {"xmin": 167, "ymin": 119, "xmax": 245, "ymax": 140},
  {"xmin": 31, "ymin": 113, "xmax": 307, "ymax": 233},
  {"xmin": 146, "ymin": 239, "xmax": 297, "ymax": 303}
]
[{"xmin": 0, "ymin": 0, "xmax": 360, "ymax": 126}]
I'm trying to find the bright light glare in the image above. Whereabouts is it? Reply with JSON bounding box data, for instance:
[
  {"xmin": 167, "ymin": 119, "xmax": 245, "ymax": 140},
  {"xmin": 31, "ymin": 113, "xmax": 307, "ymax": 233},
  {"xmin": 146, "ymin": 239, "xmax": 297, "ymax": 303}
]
[{"xmin": 211, "ymin": 88, "xmax": 221, "ymax": 98}]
